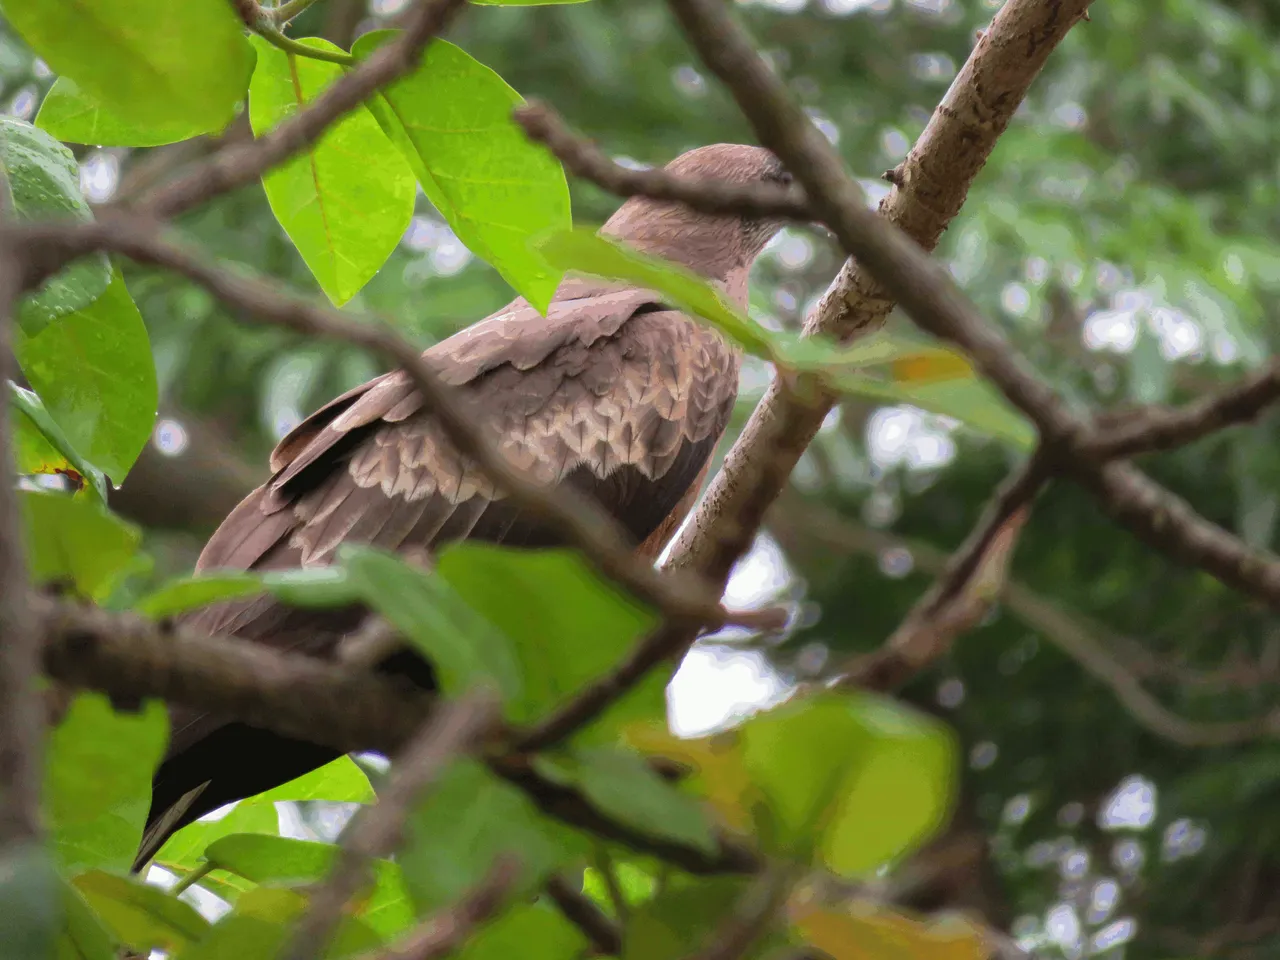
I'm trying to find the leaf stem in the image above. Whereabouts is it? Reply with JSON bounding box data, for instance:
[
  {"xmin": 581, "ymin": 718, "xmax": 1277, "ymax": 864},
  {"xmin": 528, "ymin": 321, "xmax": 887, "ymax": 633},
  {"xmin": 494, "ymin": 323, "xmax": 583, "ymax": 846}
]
[
  {"xmin": 170, "ymin": 860, "xmax": 214, "ymax": 896},
  {"xmin": 254, "ymin": 25, "xmax": 357, "ymax": 66},
  {"xmin": 268, "ymin": 0, "xmax": 324, "ymax": 23}
]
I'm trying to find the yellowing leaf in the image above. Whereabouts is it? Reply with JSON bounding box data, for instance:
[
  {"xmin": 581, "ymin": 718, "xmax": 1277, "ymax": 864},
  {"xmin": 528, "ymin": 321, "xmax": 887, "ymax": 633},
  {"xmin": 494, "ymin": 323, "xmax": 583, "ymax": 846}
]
[
  {"xmin": 792, "ymin": 903, "xmax": 990, "ymax": 960},
  {"xmin": 890, "ymin": 350, "xmax": 973, "ymax": 384}
]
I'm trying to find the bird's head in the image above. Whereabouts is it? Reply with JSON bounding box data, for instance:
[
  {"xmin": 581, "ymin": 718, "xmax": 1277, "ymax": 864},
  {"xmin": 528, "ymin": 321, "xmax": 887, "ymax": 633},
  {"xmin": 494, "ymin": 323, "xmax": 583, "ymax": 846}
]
[{"xmin": 600, "ymin": 143, "xmax": 790, "ymax": 298}]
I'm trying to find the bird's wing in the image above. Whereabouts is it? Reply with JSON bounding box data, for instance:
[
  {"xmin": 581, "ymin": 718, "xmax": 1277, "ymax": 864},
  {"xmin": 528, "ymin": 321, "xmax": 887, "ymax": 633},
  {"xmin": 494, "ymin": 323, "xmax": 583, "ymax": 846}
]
[
  {"xmin": 139, "ymin": 280, "xmax": 740, "ymax": 866},
  {"xmin": 194, "ymin": 277, "xmax": 739, "ymax": 594}
]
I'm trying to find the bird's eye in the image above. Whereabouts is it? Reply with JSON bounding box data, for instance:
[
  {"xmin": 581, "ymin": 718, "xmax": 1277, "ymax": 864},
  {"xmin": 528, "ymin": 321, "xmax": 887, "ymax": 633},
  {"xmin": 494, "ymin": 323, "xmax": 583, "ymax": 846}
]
[{"xmin": 769, "ymin": 169, "xmax": 794, "ymax": 187}]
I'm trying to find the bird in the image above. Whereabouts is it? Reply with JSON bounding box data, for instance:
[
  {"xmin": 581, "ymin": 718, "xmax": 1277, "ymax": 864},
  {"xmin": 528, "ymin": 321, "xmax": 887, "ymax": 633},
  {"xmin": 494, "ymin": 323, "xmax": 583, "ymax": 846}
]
[{"xmin": 133, "ymin": 143, "xmax": 790, "ymax": 871}]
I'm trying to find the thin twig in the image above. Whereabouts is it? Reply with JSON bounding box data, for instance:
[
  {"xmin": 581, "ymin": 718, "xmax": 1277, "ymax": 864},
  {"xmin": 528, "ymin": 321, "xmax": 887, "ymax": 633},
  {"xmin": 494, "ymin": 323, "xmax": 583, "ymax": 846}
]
[
  {"xmin": 780, "ymin": 498, "xmax": 1280, "ymax": 746},
  {"xmin": 352, "ymin": 859, "xmax": 520, "ymax": 960},
  {"xmin": 545, "ymin": 874, "xmax": 624, "ymax": 956},
  {"xmin": 514, "ymin": 100, "xmax": 813, "ymax": 222},
  {"xmin": 838, "ymin": 456, "xmax": 1044, "ymax": 692},
  {"xmin": 131, "ymin": 0, "xmax": 468, "ymax": 219},
  {"xmin": 283, "ymin": 692, "xmax": 502, "ymax": 960},
  {"xmin": 686, "ymin": 867, "xmax": 790, "ymax": 960},
  {"xmin": 1085, "ymin": 360, "xmax": 1280, "ymax": 459},
  {"xmin": 0, "ymin": 228, "xmax": 42, "ymax": 849},
  {"xmin": 12, "ymin": 215, "xmax": 767, "ymax": 636}
]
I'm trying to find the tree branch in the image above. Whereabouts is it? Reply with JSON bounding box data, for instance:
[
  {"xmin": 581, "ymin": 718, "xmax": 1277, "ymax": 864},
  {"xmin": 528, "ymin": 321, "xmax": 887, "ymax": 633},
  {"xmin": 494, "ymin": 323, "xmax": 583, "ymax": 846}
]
[
  {"xmin": 544, "ymin": 874, "xmax": 623, "ymax": 956},
  {"xmin": 778, "ymin": 497, "xmax": 1280, "ymax": 746},
  {"xmin": 353, "ymin": 859, "xmax": 520, "ymax": 960},
  {"xmin": 0, "ymin": 230, "xmax": 42, "ymax": 849},
  {"xmin": 1084, "ymin": 359, "xmax": 1280, "ymax": 459},
  {"xmin": 36, "ymin": 596, "xmax": 760, "ymax": 874},
  {"xmin": 514, "ymin": 100, "xmax": 813, "ymax": 222},
  {"xmin": 284, "ymin": 692, "xmax": 502, "ymax": 960}
]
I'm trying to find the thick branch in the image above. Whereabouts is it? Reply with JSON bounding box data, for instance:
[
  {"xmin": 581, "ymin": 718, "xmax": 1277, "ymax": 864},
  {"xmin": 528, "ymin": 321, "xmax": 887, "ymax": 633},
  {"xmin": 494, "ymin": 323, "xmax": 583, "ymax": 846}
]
[{"xmin": 36, "ymin": 597, "xmax": 759, "ymax": 874}]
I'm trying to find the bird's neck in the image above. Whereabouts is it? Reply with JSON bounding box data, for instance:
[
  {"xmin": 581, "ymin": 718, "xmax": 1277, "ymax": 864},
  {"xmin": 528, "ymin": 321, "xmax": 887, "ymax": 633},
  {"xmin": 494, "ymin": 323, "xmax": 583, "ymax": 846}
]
[{"xmin": 601, "ymin": 201, "xmax": 746, "ymax": 291}]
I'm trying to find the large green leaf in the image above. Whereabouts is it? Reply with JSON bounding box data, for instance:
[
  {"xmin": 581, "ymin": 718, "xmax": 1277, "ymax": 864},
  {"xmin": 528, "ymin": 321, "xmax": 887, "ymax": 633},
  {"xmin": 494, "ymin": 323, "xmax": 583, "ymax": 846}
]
[
  {"xmin": 352, "ymin": 32, "xmax": 570, "ymax": 312},
  {"xmin": 181, "ymin": 887, "xmax": 381, "ymax": 960},
  {"xmin": 398, "ymin": 758, "xmax": 587, "ymax": 911},
  {"xmin": 201, "ymin": 835, "xmax": 415, "ymax": 939},
  {"xmin": 247, "ymin": 35, "xmax": 416, "ymax": 306},
  {"xmin": 629, "ymin": 694, "xmax": 957, "ymax": 878},
  {"xmin": 21, "ymin": 490, "xmax": 140, "ymax": 601},
  {"xmin": 154, "ymin": 755, "xmax": 373, "ymax": 875},
  {"xmin": 0, "ymin": 116, "xmax": 110, "ymax": 336},
  {"xmin": 437, "ymin": 543, "xmax": 660, "ymax": 732},
  {"xmin": 0, "ymin": 842, "xmax": 60, "ymax": 960},
  {"xmin": 10, "ymin": 383, "xmax": 108, "ymax": 501},
  {"xmin": 739, "ymin": 695, "xmax": 957, "ymax": 875},
  {"xmin": 1, "ymin": 0, "xmax": 252, "ymax": 134},
  {"xmin": 71, "ymin": 871, "xmax": 208, "ymax": 955},
  {"xmin": 44, "ymin": 694, "xmax": 168, "ymax": 874},
  {"xmin": 533, "ymin": 747, "xmax": 716, "ymax": 855},
  {"xmin": 36, "ymin": 76, "xmax": 221, "ymax": 148},
  {"xmin": 14, "ymin": 269, "xmax": 158, "ymax": 482},
  {"xmin": 339, "ymin": 545, "xmax": 524, "ymax": 707},
  {"xmin": 56, "ymin": 878, "xmax": 116, "ymax": 960}
]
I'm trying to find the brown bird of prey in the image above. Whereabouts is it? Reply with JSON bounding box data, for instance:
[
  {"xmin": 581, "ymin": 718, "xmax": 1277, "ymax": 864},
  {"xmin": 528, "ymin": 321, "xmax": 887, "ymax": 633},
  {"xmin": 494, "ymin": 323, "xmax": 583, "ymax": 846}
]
[{"xmin": 134, "ymin": 143, "xmax": 789, "ymax": 870}]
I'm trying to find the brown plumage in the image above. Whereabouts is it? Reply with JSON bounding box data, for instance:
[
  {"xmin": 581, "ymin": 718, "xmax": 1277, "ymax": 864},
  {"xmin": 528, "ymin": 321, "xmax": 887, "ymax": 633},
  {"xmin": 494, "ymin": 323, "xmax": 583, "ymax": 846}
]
[{"xmin": 134, "ymin": 144, "xmax": 788, "ymax": 870}]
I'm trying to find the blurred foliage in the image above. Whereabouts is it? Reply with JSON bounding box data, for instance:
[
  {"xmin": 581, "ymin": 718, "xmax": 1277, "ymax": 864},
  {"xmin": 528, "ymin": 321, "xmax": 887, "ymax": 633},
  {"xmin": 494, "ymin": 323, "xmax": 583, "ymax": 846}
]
[{"xmin": 1, "ymin": 0, "xmax": 1278, "ymax": 955}]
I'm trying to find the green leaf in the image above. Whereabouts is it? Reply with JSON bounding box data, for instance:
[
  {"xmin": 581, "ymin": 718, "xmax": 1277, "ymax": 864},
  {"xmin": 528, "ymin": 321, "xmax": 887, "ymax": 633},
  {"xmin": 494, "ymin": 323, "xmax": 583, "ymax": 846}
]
[
  {"xmin": 154, "ymin": 755, "xmax": 372, "ymax": 875},
  {"xmin": 154, "ymin": 800, "xmax": 280, "ymax": 880},
  {"xmin": 1, "ymin": 0, "xmax": 252, "ymax": 135},
  {"xmin": 437, "ymin": 544, "xmax": 660, "ymax": 732},
  {"xmin": 738, "ymin": 694, "xmax": 957, "ymax": 876},
  {"xmin": 247, "ymin": 35, "xmax": 416, "ymax": 306},
  {"xmin": 623, "ymin": 877, "xmax": 748, "ymax": 960},
  {"xmin": 56, "ymin": 878, "xmax": 116, "ymax": 960},
  {"xmin": 10, "ymin": 383, "xmax": 108, "ymax": 501},
  {"xmin": 71, "ymin": 871, "xmax": 208, "ymax": 954},
  {"xmin": 201, "ymin": 835, "xmax": 415, "ymax": 938},
  {"xmin": 339, "ymin": 545, "xmax": 523, "ymax": 707},
  {"xmin": 36, "ymin": 76, "xmax": 221, "ymax": 148},
  {"xmin": 536, "ymin": 227, "xmax": 775, "ymax": 356},
  {"xmin": 0, "ymin": 842, "xmax": 60, "ymax": 960},
  {"xmin": 533, "ymin": 747, "xmax": 716, "ymax": 855},
  {"xmin": 257, "ymin": 754, "xmax": 376, "ymax": 804},
  {"xmin": 21, "ymin": 490, "xmax": 140, "ymax": 600},
  {"xmin": 44, "ymin": 694, "xmax": 169, "ymax": 874},
  {"xmin": 629, "ymin": 694, "xmax": 957, "ymax": 878},
  {"xmin": 181, "ymin": 887, "xmax": 381, "ymax": 960},
  {"xmin": 133, "ymin": 572, "xmax": 262, "ymax": 619},
  {"xmin": 204, "ymin": 834, "xmax": 335, "ymax": 884},
  {"xmin": 454, "ymin": 903, "xmax": 588, "ymax": 960},
  {"xmin": 14, "ymin": 269, "xmax": 158, "ymax": 482},
  {"xmin": 0, "ymin": 116, "xmax": 110, "ymax": 336},
  {"xmin": 399, "ymin": 758, "xmax": 586, "ymax": 911},
  {"xmin": 352, "ymin": 31, "xmax": 571, "ymax": 312}
]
